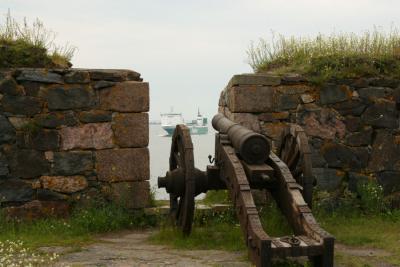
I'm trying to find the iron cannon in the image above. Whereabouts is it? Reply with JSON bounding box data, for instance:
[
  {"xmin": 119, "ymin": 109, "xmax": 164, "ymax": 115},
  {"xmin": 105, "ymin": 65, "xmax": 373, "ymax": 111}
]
[{"xmin": 158, "ymin": 114, "xmax": 334, "ymax": 267}]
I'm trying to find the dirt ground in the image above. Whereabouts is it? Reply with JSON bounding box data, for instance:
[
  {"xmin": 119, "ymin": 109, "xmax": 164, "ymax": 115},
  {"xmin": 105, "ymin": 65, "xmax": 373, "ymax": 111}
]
[
  {"xmin": 49, "ymin": 230, "xmax": 397, "ymax": 267},
  {"xmin": 53, "ymin": 230, "xmax": 249, "ymax": 267}
]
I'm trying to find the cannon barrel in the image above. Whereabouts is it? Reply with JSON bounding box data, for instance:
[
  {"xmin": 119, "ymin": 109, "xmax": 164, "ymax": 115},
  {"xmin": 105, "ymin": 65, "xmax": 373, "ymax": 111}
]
[{"xmin": 212, "ymin": 113, "xmax": 270, "ymax": 164}]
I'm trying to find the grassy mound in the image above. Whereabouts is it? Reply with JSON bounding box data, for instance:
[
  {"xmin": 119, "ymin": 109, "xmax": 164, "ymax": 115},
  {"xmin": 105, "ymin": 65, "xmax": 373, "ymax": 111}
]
[
  {"xmin": 247, "ymin": 27, "xmax": 400, "ymax": 82},
  {"xmin": 0, "ymin": 11, "xmax": 75, "ymax": 68}
]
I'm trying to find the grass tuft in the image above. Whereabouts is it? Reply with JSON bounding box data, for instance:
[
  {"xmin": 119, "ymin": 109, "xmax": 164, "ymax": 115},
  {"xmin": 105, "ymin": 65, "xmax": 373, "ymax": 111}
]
[
  {"xmin": 0, "ymin": 10, "xmax": 75, "ymax": 68},
  {"xmin": 248, "ymin": 27, "xmax": 400, "ymax": 83}
]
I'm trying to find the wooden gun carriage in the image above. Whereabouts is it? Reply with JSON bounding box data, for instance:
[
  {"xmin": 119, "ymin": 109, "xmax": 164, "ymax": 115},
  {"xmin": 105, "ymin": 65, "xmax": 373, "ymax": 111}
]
[{"xmin": 158, "ymin": 114, "xmax": 334, "ymax": 266}]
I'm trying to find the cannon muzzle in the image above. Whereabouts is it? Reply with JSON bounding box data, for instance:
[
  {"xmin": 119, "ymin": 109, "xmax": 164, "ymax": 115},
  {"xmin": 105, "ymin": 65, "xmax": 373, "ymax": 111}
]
[{"xmin": 212, "ymin": 113, "xmax": 270, "ymax": 164}]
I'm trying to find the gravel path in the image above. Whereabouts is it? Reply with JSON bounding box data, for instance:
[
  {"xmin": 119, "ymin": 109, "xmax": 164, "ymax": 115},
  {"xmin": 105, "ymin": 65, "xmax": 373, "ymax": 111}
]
[{"xmin": 55, "ymin": 230, "xmax": 249, "ymax": 267}]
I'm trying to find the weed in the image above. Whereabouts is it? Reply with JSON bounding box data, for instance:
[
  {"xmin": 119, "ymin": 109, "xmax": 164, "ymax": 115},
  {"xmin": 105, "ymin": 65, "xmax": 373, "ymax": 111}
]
[
  {"xmin": 248, "ymin": 27, "xmax": 400, "ymax": 83},
  {"xmin": 0, "ymin": 10, "xmax": 75, "ymax": 68}
]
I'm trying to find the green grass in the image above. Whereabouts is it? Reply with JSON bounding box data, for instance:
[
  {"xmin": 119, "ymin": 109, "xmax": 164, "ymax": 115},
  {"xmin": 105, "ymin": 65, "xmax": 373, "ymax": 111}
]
[
  {"xmin": 247, "ymin": 27, "xmax": 400, "ymax": 83},
  {"xmin": 0, "ymin": 10, "xmax": 75, "ymax": 68},
  {"xmin": 0, "ymin": 202, "xmax": 157, "ymax": 248}
]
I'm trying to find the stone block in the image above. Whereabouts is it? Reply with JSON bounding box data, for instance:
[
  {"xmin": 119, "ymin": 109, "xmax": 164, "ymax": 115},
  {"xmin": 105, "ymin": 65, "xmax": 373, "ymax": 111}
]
[
  {"xmin": 88, "ymin": 69, "xmax": 141, "ymax": 82},
  {"xmin": 227, "ymin": 73, "xmax": 281, "ymax": 87},
  {"xmin": 321, "ymin": 143, "xmax": 369, "ymax": 171},
  {"xmin": 224, "ymin": 112, "xmax": 260, "ymax": 132},
  {"xmin": 300, "ymin": 94, "xmax": 315, "ymax": 104},
  {"xmin": 64, "ymin": 71, "xmax": 90, "ymax": 84},
  {"xmin": 313, "ymin": 168, "xmax": 344, "ymax": 191},
  {"xmin": 357, "ymin": 87, "xmax": 394, "ymax": 101},
  {"xmin": 7, "ymin": 149, "xmax": 50, "ymax": 178},
  {"xmin": 344, "ymin": 116, "xmax": 362, "ymax": 132},
  {"xmin": 320, "ymin": 84, "xmax": 352, "ymax": 104},
  {"xmin": 227, "ymin": 85, "xmax": 274, "ymax": 112},
  {"xmin": 60, "ymin": 123, "xmax": 114, "ymax": 150},
  {"xmin": 377, "ymin": 171, "xmax": 400, "ymax": 195},
  {"xmin": 0, "ymin": 179, "xmax": 34, "ymax": 202},
  {"xmin": 369, "ymin": 78, "xmax": 400, "ymax": 88},
  {"xmin": 105, "ymin": 181, "xmax": 150, "ymax": 209},
  {"xmin": 0, "ymin": 78, "xmax": 24, "ymax": 95},
  {"xmin": 1, "ymin": 95, "xmax": 42, "ymax": 115},
  {"xmin": 99, "ymin": 81, "xmax": 149, "ymax": 112},
  {"xmin": 37, "ymin": 189, "xmax": 68, "ymax": 201},
  {"xmin": 96, "ymin": 148, "xmax": 149, "ymax": 182},
  {"xmin": 17, "ymin": 129, "xmax": 59, "ymax": 151},
  {"xmin": 8, "ymin": 117, "xmax": 30, "ymax": 130},
  {"xmin": 112, "ymin": 113, "xmax": 149, "ymax": 147},
  {"xmin": 0, "ymin": 153, "xmax": 9, "ymax": 178},
  {"xmin": 348, "ymin": 172, "xmax": 369, "ymax": 193},
  {"xmin": 16, "ymin": 69, "xmax": 63, "ymax": 84},
  {"xmin": 258, "ymin": 112, "xmax": 290, "ymax": 122},
  {"xmin": 361, "ymin": 99, "xmax": 399, "ymax": 129},
  {"xmin": 93, "ymin": 80, "xmax": 116, "ymax": 89},
  {"xmin": 40, "ymin": 175, "xmax": 88, "ymax": 193},
  {"xmin": 79, "ymin": 110, "xmax": 112, "ymax": 123},
  {"xmin": 281, "ymin": 73, "xmax": 307, "ymax": 84},
  {"xmin": 297, "ymin": 108, "xmax": 345, "ymax": 140},
  {"xmin": 20, "ymin": 81, "xmax": 41, "ymax": 96},
  {"xmin": 260, "ymin": 122, "xmax": 286, "ymax": 152},
  {"xmin": 47, "ymin": 85, "xmax": 95, "ymax": 110},
  {"xmin": 368, "ymin": 130, "xmax": 400, "ymax": 172},
  {"xmin": 331, "ymin": 99, "xmax": 367, "ymax": 116},
  {"xmin": 34, "ymin": 111, "xmax": 78, "ymax": 128},
  {"xmin": 0, "ymin": 115, "xmax": 15, "ymax": 144},
  {"xmin": 4, "ymin": 200, "xmax": 70, "ymax": 220},
  {"xmin": 53, "ymin": 151, "xmax": 93, "ymax": 175},
  {"xmin": 344, "ymin": 127, "xmax": 373, "ymax": 146}
]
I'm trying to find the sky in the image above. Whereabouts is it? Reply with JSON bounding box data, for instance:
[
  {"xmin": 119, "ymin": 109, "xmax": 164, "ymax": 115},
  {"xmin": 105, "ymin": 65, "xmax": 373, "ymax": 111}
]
[{"xmin": 2, "ymin": 0, "xmax": 400, "ymax": 120}]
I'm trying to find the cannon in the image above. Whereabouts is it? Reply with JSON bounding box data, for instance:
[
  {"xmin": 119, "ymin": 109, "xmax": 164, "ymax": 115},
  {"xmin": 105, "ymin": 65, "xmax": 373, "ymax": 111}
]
[{"xmin": 158, "ymin": 114, "xmax": 334, "ymax": 267}]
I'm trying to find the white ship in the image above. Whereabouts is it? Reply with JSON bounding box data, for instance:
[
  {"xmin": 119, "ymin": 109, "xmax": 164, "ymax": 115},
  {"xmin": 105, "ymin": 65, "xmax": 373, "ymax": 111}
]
[{"xmin": 160, "ymin": 109, "xmax": 208, "ymax": 136}]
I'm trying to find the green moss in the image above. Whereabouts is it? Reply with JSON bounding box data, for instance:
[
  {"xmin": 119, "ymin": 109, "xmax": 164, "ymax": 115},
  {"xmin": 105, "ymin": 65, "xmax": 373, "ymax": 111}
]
[{"xmin": 0, "ymin": 11, "xmax": 75, "ymax": 68}]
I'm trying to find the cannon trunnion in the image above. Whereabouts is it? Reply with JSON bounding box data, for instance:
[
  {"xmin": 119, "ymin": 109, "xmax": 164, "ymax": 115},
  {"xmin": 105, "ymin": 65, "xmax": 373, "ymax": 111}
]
[{"xmin": 158, "ymin": 114, "xmax": 334, "ymax": 267}]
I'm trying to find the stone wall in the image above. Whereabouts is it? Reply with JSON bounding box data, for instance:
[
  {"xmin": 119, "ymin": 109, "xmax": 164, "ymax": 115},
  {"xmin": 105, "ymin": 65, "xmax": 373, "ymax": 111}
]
[
  {"xmin": 0, "ymin": 68, "xmax": 149, "ymax": 218},
  {"xmin": 218, "ymin": 73, "xmax": 400, "ymax": 204}
]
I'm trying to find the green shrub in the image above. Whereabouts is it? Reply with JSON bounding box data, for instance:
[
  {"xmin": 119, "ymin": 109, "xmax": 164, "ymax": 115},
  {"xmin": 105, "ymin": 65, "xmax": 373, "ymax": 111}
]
[
  {"xmin": 0, "ymin": 10, "xmax": 75, "ymax": 68},
  {"xmin": 247, "ymin": 27, "xmax": 400, "ymax": 83}
]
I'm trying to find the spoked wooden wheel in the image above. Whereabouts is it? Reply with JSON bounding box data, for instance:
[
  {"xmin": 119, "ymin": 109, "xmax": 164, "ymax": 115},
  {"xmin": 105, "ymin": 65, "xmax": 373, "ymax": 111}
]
[
  {"xmin": 278, "ymin": 124, "xmax": 314, "ymax": 208},
  {"xmin": 169, "ymin": 125, "xmax": 195, "ymax": 236}
]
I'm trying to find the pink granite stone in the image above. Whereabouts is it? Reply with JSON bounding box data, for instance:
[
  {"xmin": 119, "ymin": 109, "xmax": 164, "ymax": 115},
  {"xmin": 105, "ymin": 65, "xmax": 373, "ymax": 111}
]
[{"xmin": 60, "ymin": 123, "xmax": 114, "ymax": 150}]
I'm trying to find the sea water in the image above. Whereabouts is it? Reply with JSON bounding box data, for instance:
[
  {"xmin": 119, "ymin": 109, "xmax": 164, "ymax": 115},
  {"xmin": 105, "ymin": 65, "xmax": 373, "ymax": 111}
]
[{"xmin": 149, "ymin": 124, "xmax": 215, "ymax": 199}]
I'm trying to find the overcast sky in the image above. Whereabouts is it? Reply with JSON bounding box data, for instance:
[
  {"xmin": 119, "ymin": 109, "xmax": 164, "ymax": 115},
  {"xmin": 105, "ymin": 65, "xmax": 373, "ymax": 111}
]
[{"xmin": 2, "ymin": 0, "xmax": 400, "ymax": 120}]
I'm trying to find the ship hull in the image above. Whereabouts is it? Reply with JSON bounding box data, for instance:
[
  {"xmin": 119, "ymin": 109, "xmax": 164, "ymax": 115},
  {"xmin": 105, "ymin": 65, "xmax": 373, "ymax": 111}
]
[{"xmin": 162, "ymin": 125, "xmax": 208, "ymax": 136}]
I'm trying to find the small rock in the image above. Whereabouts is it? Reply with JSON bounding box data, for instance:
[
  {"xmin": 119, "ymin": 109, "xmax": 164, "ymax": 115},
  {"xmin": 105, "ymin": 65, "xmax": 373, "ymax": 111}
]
[
  {"xmin": 8, "ymin": 117, "xmax": 30, "ymax": 130},
  {"xmin": 0, "ymin": 78, "xmax": 24, "ymax": 95},
  {"xmin": 40, "ymin": 175, "xmax": 88, "ymax": 193},
  {"xmin": 16, "ymin": 69, "xmax": 63, "ymax": 84},
  {"xmin": 300, "ymin": 94, "xmax": 314, "ymax": 104},
  {"xmin": 64, "ymin": 71, "xmax": 90, "ymax": 84},
  {"xmin": 89, "ymin": 69, "xmax": 141, "ymax": 82},
  {"xmin": 0, "ymin": 115, "xmax": 16, "ymax": 144},
  {"xmin": 93, "ymin": 80, "xmax": 116, "ymax": 89}
]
